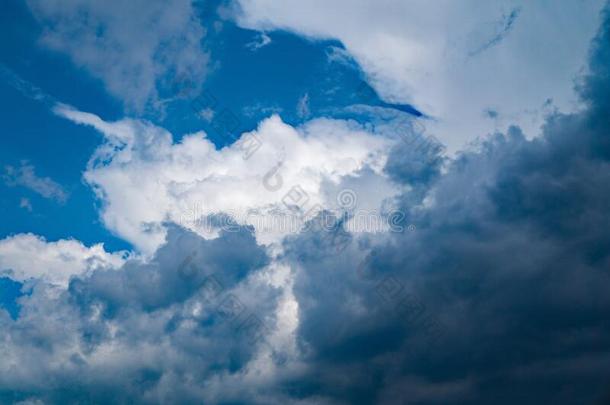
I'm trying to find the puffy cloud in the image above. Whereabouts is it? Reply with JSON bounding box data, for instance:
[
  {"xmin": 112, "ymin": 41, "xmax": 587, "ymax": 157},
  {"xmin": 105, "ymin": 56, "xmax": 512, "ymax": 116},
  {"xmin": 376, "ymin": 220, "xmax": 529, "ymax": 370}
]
[
  {"xmin": 0, "ymin": 234, "xmax": 126, "ymax": 287},
  {"xmin": 233, "ymin": 0, "xmax": 606, "ymax": 150},
  {"xmin": 0, "ymin": 225, "xmax": 300, "ymax": 404},
  {"xmin": 54, "ymin": 104, "xmax": 398, "ymax": 254},
  {"xmin": 26, "ymin": 0, "xmax": 208, "ymax": 111}
]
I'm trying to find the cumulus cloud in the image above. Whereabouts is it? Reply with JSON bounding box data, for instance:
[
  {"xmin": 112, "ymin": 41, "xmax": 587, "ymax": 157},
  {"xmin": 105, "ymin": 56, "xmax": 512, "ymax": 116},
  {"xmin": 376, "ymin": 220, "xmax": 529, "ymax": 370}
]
[
  {"xmin": 233, "ymin": 0, "xmax": 606, "ymax": 150},
  {"xmin": 2, "ymin": 3, "xmax": 610, "ymax": 404},
  {"xmin": 54, "ymin": 104, "xmax": 398, "ymax": 254},
  {"xmin": 3, "ymin": 161, "xmax": 68, "ymax": 204},
  {"xmin": 0, "ymin": 234, "xmax": 126, "ymax": 287},
  {"xmin": 26, "ymin": 0, "xmax": 209, "ymax": 111},
  {"xmin": 273, "ymin": 9, "xmax": 610, "ymax": 403},
  {"xmin": 0, "ymin": 225, "xmax": 298, "ymax": 404}
]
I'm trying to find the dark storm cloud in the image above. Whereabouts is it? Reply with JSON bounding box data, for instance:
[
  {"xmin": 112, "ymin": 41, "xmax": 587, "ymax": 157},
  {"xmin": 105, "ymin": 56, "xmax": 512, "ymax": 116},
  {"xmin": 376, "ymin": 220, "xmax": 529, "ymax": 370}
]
[{"xmin": 279, "ymin": 7, "xmax": 610, "ymax": 404}]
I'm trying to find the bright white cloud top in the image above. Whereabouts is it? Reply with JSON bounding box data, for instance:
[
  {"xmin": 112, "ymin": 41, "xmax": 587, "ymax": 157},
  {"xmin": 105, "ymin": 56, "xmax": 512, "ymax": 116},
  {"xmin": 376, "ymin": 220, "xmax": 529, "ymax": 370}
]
[
  {"xmin": 0, "ymin": 234, "xmax": 126, "ymax": 287},
  {"xmin": 54, "ymin": 104, "xmax": 398, "ymax": 254}
]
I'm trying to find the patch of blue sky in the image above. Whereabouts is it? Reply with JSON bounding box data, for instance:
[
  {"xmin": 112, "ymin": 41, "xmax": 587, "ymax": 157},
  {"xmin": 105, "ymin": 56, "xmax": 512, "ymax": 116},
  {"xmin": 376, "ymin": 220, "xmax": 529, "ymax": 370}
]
[
  {"xmin": 159, "ymin": 4, "xmax": 420, "ymax": 146},
  {"xmin": 0, "ymin": 277, "xmax": 25, "ymax": 320},
  {"xmin": 0, "ymin": 0, "xmax": 131, "ymax": 253}
]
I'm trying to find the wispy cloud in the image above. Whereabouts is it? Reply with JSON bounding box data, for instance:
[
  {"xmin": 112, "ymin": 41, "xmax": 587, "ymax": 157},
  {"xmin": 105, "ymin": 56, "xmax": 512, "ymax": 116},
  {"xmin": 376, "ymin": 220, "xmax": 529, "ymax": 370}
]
[
  {"xmin": 0, "ymin": 63, "xmax": 58, "ymax": 107},
  {"xmin": 3, "ymin": 161, "xmax": 68, "ymax": 204},
  {"xmin": 246, "ymin": 32, "xmax": 272, "ymax": 51},
  {"xmin": 296, "ymin": 93, "xmax": 310, "ymax": 119},
  {"xmin": 26, "ymin": 0, "xmax": 209, "ymax": 112},
  {"xmin": 19, "ymin": 197, "xmax": 33, "ymax": 212}
]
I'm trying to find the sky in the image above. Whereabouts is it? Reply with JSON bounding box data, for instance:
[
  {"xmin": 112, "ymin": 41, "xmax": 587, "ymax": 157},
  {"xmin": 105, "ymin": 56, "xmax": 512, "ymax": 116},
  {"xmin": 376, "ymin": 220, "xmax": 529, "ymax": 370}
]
[{"xmin": 0, "ymin": 0, "xmax": 609, "ymax": 404}]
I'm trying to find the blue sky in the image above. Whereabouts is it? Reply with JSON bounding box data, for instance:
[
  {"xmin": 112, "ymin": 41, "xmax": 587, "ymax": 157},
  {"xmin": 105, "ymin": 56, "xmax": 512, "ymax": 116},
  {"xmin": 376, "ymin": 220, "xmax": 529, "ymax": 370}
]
[{"xmin": 1, "ymin": 0, "xmax": 610, "ymax": 403}]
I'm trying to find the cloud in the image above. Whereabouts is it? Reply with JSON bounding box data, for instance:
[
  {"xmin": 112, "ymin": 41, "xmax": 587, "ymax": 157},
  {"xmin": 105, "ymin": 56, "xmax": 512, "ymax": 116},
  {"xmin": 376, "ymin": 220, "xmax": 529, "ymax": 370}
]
[
  {"xmin": 26, "ymin": 0, "xmax": 209, "ymax": 111},
  {"xmin": 0, "ymin": 234, "xmax": 127, "ymax": 287},
  {"xmin": 271, "ymin": 8, "xmax": 610, "ymax": 403},
  {"xmin": 296, "ymin": 93, "xmax": 310, "ymax": 119},
  {"xmin": 3, "ymin": 161, "xmax": 68, "ymax": 204},
  {"xmin": 19, "ymin": 198, "xmax": 33, "ymax": 212},
  {"xmin": 0, "ymin": 226, "xmax": 296, "ymax": 404},
  {"xmin": 233, "ymin": 0, "xmax": 606, "ymax": 151},
  {"xmin": 54, "ymin": 104, "xmax": 398, "ymax": 254},
  {"xmin": 1, "ymin": 3, "xmax": 610, "ymax": 404},
  {"xmin": 246, "ymin": 31, "xmax": 272, "ymax": 51},
  {"xmin": 0, "ymin": 64, "xmax": 59, "ymax": 108}
]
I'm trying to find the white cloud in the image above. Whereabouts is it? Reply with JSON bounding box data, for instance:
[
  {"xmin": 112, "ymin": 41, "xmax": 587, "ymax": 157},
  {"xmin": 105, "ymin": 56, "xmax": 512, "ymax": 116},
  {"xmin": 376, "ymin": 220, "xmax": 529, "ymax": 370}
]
[
  {"xmin": 246, "ymin": 32, "xmax": 272, "ymax": 51},
  {"xmin": 296, "ymin": 93, "xmax": 310, "ymax": 119},
  {"xmin": 3, "ymin": 161, "xmax": 68, "ymax": 204},
  {"xmin": 26, "ymin": 0, "xmax": 209, "ymax": 111},
  {"xmin": 233, "ymin": 0, "xmax": 605, "ymax": 151},
  {"xmin": 0, "ymin": 234, "xmax": 127, "ymax": 287},
  {"xmin": 54, "ymin": 104, "xmax": 398, "ymax": 254}
]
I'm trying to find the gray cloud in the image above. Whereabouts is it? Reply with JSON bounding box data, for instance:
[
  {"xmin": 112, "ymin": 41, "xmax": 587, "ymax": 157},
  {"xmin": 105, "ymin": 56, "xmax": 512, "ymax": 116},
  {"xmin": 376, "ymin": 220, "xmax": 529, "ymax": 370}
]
[
  {"xmin": 0, "ymin": 225, "xmax": 290, "ymax": 404},
  {"xmin": 275, "ymin": 7, "xmax": 610, "ymax": 404}
]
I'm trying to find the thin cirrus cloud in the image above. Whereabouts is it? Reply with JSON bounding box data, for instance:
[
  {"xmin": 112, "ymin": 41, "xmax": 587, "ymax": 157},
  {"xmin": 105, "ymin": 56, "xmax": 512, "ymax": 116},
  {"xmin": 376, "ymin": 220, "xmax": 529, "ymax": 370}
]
[{"xmin": 3, "ymin": 161, "xmax": 68, "ymax": 204}]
